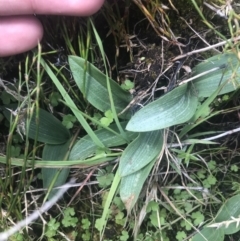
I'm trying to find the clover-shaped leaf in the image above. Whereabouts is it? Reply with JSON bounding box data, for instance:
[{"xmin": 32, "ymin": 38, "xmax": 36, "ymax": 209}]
[
  {"xmin": 82, "ymin": 231, "xmax": 91, "ymax": 241},
  {"xmin": 120, "ymin": 230, "xmax": 129, "ymax": 241},
  {"xmin": 146, "ymin": 201, "xmax": 159, "ymax": 212},
  {"xmin": 176, "ymin": 231, "xmax": 187, "ymax": 241},
  {"xmin": 149, "ymin": 211, "xmax": 165, "ymax": 226},
  {"xmin": 115, "ymin": 211, "xmax": 125, "ymax": 225},
  {"xmin": 62, "ymin": 114, "xmax": 77, "ymax": 129},
  {"xmin": 45, "ymin": 218, "xmax": 60, "ymax": 238},
  {"xmin": 197, "ymin": 170, "xmax": 206, "ymax": 179},
  {"xmin": 95, "ymin": 218, "xmax": 104, "ymax": 231},
  {"xmin": 180, "ymin": 219, "xmax": 192, "ymax": 231},
  {"xmin": 208, "ymin": 160, "xmax": 216, "ymax": 171},
  {"xmin": 100, "ymin": 110, "xmax": 114, "ymax": 127},
  {"xmin": 82, "ymin": 218, "xmax": 91, "ymax": 229},
  {"xmin": 121, "ymin": 79, "xmax": 134, "ymax": 91},
  {"xmin": 191, "ymin": 211, "xmax": 205, "ymax": 226},
  {"xmin": 203, "ymin": 174, "xmax": 217, "ymax": 188},
  {"xmin": 231, "ymin": 164, "xmax": 238, "ymax": 172},
  {"xmin": 62, "ymin": 207, "xmax": 78, "ymax": 227},
  {"xmin": 184, "ymin": 202, "xmax": 193, "ymax": 212},
  {"xmin": 10, "ymin": 145, "xmax": 21, "ymax": 157},
  {"xmin": 49, "ymin": 91, "xmax": 61, "ymax": 107},
  {"xmin": 97, "ymin": 172, "xmax": 114, "ymax": 188}
]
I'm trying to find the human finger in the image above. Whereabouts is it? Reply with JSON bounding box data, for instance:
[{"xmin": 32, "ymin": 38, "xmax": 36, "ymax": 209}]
[
  {"xmin": 0, "ymin": 0, "xmax": 105, "ymax": 16},
  {"xmin": 0, "ymin": 16, "xmax": 43, "ymax": 57}
]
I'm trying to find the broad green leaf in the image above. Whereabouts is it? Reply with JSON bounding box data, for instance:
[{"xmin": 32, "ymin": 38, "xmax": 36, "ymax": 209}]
[
  {"xmin": 68, "ymin": 56, "xmax": 132, "ymax": 118},
  {"xmin": 179, "ymin": 81, "xmax": 226, "ymax": 138},
  {"xmin": 191, "ymin": 85, "xmax": 222, "ymax": 123},
  {"xmin": 126, "ymin": 84, "xmax": 198, "ymax": 132},
  {"xmin": 41, "ymin": 58, "xmax": 105, "ymax": 148},
  {"xmin": 42, "ymin": 139, "xmax": 71, "ymax": 199},
  {"xmin": 192, "ymin": 52, "xmax": 240, "ymax": 98},
  {"xmin": 25, "ymin": 108, "xmax": 70, "ymax": 144},
  {"xmin": 69, "ymin": 122, "xmax": 137, "ymax": 161},
  {"xmin": 192, "ymin": 226, "xmax": 224, "ymax": 241},
  {"xmin": 3, "ymin": 105, "xmax": 70, "ymax": 144},
  {"xmin": 214, "ymin": 194, "xmax": 240, "ymax": 235},
  {"xmin": 120, "ymin": 158, "xmax": 156, "ymax": 213},
  {"xmin": 119, "ymin": 130, "xmax": 163, "ymax": 176}
]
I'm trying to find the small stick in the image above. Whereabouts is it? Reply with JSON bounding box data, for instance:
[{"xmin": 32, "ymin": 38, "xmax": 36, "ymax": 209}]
[
  {"xmin": 172, "ymin": 36, "xmax": 240, "ymax": 61},
  {"xmin": 179, "ymin": 64, "xmax": 227, "ymax": 85}
]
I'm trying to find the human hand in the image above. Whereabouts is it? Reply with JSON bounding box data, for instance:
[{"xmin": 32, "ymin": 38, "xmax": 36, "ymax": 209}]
[{"xmin": 0, "ymin": 0, "xmax": 104, "ymax": 57}]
